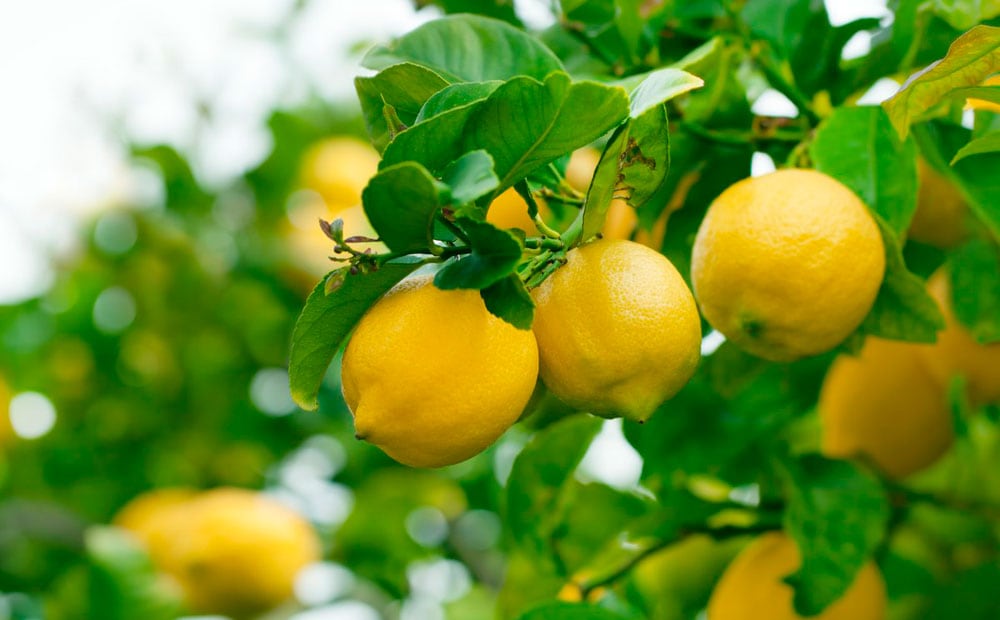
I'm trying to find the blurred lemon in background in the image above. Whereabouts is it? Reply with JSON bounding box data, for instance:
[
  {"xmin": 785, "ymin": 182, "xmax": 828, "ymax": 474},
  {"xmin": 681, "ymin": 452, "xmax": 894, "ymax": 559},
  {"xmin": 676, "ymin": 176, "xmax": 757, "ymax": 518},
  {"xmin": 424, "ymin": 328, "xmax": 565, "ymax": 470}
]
[{"xmin": 298, "ymin": 137, "xmax": 380, "ymax": 209}]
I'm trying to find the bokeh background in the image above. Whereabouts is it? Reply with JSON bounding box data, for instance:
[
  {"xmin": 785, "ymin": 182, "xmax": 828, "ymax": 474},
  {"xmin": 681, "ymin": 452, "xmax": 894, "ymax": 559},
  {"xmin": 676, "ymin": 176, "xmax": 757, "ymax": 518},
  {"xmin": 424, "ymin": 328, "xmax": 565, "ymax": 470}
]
[{"xmin": 0, "ymin": 1, "xmax": 902, "ymax": 619}]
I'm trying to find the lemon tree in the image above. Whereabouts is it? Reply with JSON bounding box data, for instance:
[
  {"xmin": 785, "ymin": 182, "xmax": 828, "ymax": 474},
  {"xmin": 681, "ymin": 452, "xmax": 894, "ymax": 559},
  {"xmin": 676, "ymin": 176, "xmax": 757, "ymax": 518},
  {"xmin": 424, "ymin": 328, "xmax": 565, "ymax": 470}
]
[{"xmin": 3, "ymin": 2, "xmax": 1000, "ymax": 620}]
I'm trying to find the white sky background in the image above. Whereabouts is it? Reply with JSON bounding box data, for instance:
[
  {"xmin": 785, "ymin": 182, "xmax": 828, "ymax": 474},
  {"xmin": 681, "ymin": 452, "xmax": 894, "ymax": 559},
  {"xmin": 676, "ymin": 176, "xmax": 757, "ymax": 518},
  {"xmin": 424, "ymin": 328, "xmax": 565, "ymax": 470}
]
[{"xmin": 0, "ymin": 0, "xmax": 887, "ymax": 305}]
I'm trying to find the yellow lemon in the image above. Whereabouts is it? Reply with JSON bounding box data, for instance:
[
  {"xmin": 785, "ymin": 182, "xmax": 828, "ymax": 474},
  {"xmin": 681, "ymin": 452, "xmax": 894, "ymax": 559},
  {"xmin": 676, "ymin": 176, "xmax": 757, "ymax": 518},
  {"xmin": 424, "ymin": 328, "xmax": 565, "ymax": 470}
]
[
  {"xmin": 565, "ymin": 147, "xmax": 601, "ymax": 192},
  {"xmin": 487, "ymin": 188, "xmax": 544, "ymax": 234},
  {"xmin": 342, "ymin": 275, "xmax": 539, "ymax": 467},
  {"xmin": 708, "ymin": 532, "xmax": 887, "ymax": 620},
  {"xmin": 168, "ymin": 488, "xmax": 320, "ymax": 618},
  {"xmin": 907, "ymin": 159, "xmax": 969, "ymax": 248},
  {"xmin": 918, "ymin": 269, "xmax": 1000, "ymax": 407},
  {"xmin": 114, "ymin": 487, "xmax": 199, "ymax": 572},
  {"xmin": 531, "ymin": 239, "xmax": 701, "ymax": 422},
  {"xmin": 691, "ymin": 169, "xmax": 885, "ymax": 361},
  {"xmin": 0, "ymin": 375, "xmax": 11, "ymax": 445},
  {"xmin": 819, "ymin": 336, "xmax": 953, "ymax": 479},
  {"xmin": 298, "ymin": 137, "xmax": 380, "ymax": 209}
]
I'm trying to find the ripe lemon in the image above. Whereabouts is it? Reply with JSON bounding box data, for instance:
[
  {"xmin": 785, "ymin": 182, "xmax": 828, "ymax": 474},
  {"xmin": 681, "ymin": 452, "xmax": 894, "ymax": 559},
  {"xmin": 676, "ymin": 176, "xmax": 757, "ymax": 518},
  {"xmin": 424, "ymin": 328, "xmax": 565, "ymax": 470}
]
[
  {"xmin": 819, "ymin": 336, "xmax": 953, "ymax": 479},
  {"xmin": 167, "ymin": 488, "xmax": 320, "ymax": 618},
  {"xmin": 531, "ymin": 239, "xmax": 701, "ymax": 422},
  {"xmin": 341, "ymin": 275, "xmax": 539, "ymax": 467},
  {"xmin": 565, "ymin": 147, "xmax": 601, "ymax": 192},
  {"xmin": 487, "ymin": 188, "xmax": 545, "ymax": 234},
  {"xmin": 917, "ymin": 269, "xmax": 1000, "ymax": 407},
  {"xmin": 708, "ymin": 532, "xmax": 887, "ymax": 620},
  {"xmin": 114, "ymin": 487, "xmax": 199, "ymax": 572},
  {"xmin": 907, "ymin": 159, "xmax": 968, "ymax": 248},
  {"xmin": 299, "ymin": 137, "xmax": 380, "ymax": 209},
  {"xmin": 691, "ymin": 169, "xmax": 885, "ymax": 361}
]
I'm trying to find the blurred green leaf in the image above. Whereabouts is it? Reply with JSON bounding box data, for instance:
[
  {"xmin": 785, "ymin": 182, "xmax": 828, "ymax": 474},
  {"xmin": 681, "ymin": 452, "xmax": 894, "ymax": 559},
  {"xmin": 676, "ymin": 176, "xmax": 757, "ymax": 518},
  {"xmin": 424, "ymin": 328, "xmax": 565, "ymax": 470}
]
[
  {"xmin": 288, "ymin": 261, "xmax": 422, "ymax": 410},
  {"xmin": 951, "ymin": 130, "xmax": 1000, "ymax": 163},
  {"xmin": 362, "ymin": 161, "xmax": 445, "ymax": 253},
  {"xmin": 505, "ymin": 415, "xmax": 603, "ymax": 557},
  {"xmin": 86, "ymin": 527, "xmax": 184, "ymax": 620},
  {"xmin": 810, "ymin": 106, "xmax": 919, "ymax": 235},
  {"xmin": 781, "ymin": 455, "xmax": 889, "ymax": 617},
  {"xmin": 932, "ymin": 0, "xmax": 1000, "ymax": 31},
  {"xmin": 883, "ymin": 25, "xmax": 1000, "ymax": 139},
  {"xmin": 131, "ymin": 145, "xmax": 211, "ymax": 213},
  {"xmin": 948, "ymin": 238, "xmax": 1000, "ymax": 342},
  {"xmin": 517, "ymin": 601, "xmax": 628, "ymax": 620},
  {"xmin": 363, "ymin": 14, "xmax": 564, "ymax": 81}
]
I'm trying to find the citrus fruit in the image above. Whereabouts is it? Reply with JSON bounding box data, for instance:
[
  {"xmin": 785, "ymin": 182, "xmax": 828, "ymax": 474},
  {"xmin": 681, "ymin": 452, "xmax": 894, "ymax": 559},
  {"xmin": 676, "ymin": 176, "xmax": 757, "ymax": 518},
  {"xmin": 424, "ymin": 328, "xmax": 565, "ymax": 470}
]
[
  {"xmin": 707, "ymin": 531, "xmax": 887, "ymax": 620},
  {"xmin": 298, "ymin": 137, "xmax": 380, "ymax": 209},
  {"xmin": 342, "ymin": 275, "xmax": 539, "ymax": 467},
  {"xmin": 918, "ymin": 269, "xmax": 1000, "ymax": 406},
  {"xmin": 565, "ymin": 147, "xmax": 601, "ymax": 193},
  {"xmin": 907, "ymin": 158, "xmax": 968, "ymax": 248},
  {"xmin": 531, "ymin": 239, "xmax": 701, "ymax": 422},
  {"xmin": 487, "ymin": 188, "xmax": 545, "ymax": 234},
  {"xmin": 819, "ymin": 336, "xmax": 953, "ymax": 479},
  {"xmin": 114, "ymin": 487, "xmax": 199, "ymax": 571},
  {"xmin": 168, "ymin": 488, "xmax": 320, "ymax": 618},
  {"xmin": 691, "ymin": 169, "xmax": 885, "ymax": 361}
]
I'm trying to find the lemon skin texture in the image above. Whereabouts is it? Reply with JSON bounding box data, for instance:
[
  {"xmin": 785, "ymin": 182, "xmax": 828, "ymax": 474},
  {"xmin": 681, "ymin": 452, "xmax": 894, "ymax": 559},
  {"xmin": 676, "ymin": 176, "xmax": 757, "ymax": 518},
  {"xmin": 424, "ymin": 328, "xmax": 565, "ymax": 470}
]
[
  {"xmin": 918, "ymin": 270, "xmax": 1000, "ymax": 407},
  {"xmin": 342, "ymin": 275, "xmax": 539, "ymax": 468},
  {"xmin": 299, "ymin": 137, "xmax": 380, "ymax": 209},
  {"xmin": 819, "ymin": 336, "xmax": 953, "ymax": 479},
  {"xmin": 167, "ymin": 488, "xmax": 320, "ymax": 619},
  {"xmin": 907, "ymin": 159, "xmax": 968, "ymax": 248},
  {"xmin": 708, "ymin": 532, "xmax": 887, "ymax": 620},
  {"xmin": 691, "ymin": 169, "xmax": 885, "ymax": 362},
  {"xmin": 531, "ymin": 239, "xmax": 701, "ymax": 422}
]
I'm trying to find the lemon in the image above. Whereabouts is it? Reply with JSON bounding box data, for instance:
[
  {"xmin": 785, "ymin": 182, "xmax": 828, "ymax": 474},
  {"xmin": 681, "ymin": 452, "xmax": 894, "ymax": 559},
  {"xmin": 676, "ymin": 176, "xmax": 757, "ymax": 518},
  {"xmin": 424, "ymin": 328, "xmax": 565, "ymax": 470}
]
[
  {"xmin": 708, "ymin": 532, "xmax": 887, "ymax": 620},
  {"xmin": 0, "ymin": 375, "xmax": 11, "ymax": 445},
  {"xmin": 907, "ymin": 159, "xmax": 968, "ymax": 248},
  {"xmin": 565, "ymin": 146, "xmax": 601, "ymax": 192},
  {"xmin": 487, "ymin": 188, "xmax": 544, "ymax": 234},
  {"xmin": 342, "ymin": 275, "xmax": 539, "ymax": 467},
  {"xmin": 299, "ymin": 137, "xmax": 380, "ymax": 209},
  {"xmin": 918, "ymin": 269, "xmax": 1000, "ymax": 407},
  {"xmin": 168, "ymin": 488, "xmax": 320, "ymax": 618},
  {"xmin": 819, "ymin": 336, "xmax": 953, "ymax": 478},
  {"xmin": 691, "ymin": 169, "xmax": 885, "ymax": 361},
  {"xmin": 114, "ymin": 487, "xmax": 199, "ymax": 572},
  {"xmin": 531, "ymin": 239, "xmax": 701, "ymax": 422}
]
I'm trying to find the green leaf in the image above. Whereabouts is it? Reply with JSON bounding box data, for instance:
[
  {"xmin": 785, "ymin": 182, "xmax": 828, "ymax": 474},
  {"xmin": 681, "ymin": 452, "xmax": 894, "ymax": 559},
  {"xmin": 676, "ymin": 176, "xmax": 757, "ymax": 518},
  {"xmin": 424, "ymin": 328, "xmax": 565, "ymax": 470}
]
[
  {"xmin": 810, "ymin": 106, "xmax": 919, "ymax": 235},
  {"xmin": 861, "ymin": 216, "xmax": 946, "ymax": 342},
  {"xmin": 951, "ymin": 131, "xmax": 1000, "ymax": 163},
  {"xmin": 288, "ymin": 261, "xmax": 423, "ymax": 410},
  {"xmin": 86, "ymin": 527, "xmax": 184, "ymax": 620},
  {"xmin": 363, "ymin": 14, "xmax": 564, "ymax": 82},
  {"xmin": 355, "ymin": 63, "xmax": 450, "ymax": 152},
  {"xmin": 505, "ymin": 415, "xmax": 603, "ymax": 555},
  {"xmin": 582, "ymin": 68, "xmax": 702, "ymax": 239},
  {"xmin": 882, "ymin": 25, "xmax": 1000, "ymax": 139},
  {"xmin": 416, "ymin": 81, "xmax": 503, "ymax": 123},
  {"xmin": 517, "ymin": 602, "xmax": 628, "ymax": 620},
  {"xmin": 932, "ymin": 0, "xmax": 1000, "ymax": 31},
  {"xmin": 434, "ymin": 218, "xmax": 523, "ymax": 290},
  {"xmin": 481, "ymin": 275, "xmax": 535, "ymax": 330},
  {"xmin": 382, "ymin": 72, "xmax": 630, "ymax": 192},
  {"xmin": 441, "ymin": 150, "xmax": 501, "ymax": 206},
  {"xmin": 781, "ymin": 456, "xmax": 889, "ymax": 617},
  {"xmin": 362, "ymin": 161, "xmax": 445, "ymax": 253},
  {"xmin": 948, "ymin": 239, "xmax": 1000, "ymax": 342},
  {"xmin": 671, "ymin": 38, "xmax": 754, "ymax": 127}
]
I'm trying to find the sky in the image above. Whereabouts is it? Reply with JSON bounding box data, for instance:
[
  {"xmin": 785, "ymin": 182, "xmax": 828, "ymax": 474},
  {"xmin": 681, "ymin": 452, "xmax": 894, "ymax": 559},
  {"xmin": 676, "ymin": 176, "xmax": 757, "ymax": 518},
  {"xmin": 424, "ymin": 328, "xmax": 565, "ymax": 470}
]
[{"xmin": 0, "ymin": 0, "xmax": 889, "ymax": 305}]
